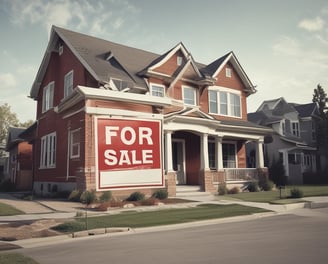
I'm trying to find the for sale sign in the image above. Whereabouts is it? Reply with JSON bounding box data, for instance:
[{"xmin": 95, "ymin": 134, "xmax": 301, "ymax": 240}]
[{"xmin": 95, "ymin": 117, "xmax": 163, "ymax": 190}]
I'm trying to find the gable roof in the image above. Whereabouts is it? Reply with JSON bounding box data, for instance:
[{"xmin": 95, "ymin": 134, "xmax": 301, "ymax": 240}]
[
  {"xmin": 6, "ymin": 127, "xmax": 26, "ymax": 151},
  {"xmin": 30, "ymin": 26, "xmax": 256, "ymax": 100},
  {"xmin": 292, "ymin": 102, "xmax": 320, "ymax": 118}
]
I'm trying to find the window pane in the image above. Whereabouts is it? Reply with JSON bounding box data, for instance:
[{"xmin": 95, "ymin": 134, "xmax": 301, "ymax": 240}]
[
  {"xmin": 151, "ymin": 85, "xmax": 165, "ymax": 97},
  {"xmin": 209, "ymin": 90, "xmax": 218, "ymax": 113},
  {"xmin": 183, "ymin": 87, "xmax": 196, "ymax": 105},
  {"xmin": 64, "ymin": 71, "xmax": 73, "ymax": 98},
  {"xmin": 220, "ymin": 92, "xmax": 228, "ymax": 115},
  {"xmin": 230, "ymin": 93, "xmax": 241, "ymax": 117}
]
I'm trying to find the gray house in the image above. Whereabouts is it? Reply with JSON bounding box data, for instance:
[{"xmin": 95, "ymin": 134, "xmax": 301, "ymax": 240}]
[{"xmin": 247, "ymin": 97, "xmax": 320, "ymax": 184}]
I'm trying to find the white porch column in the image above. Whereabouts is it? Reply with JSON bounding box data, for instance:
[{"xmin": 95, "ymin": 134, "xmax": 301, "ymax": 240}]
[
  {"xmin": 216, "ymin": 136, "xmax": 223, "ymax": 170},
  {"xmin": 256, "ymin": 138, "xmax": 264, "ymax": 168},
  {"xmin": 201, "ymin": 133, "xmax": 210, "ymax": 170},
  {"xmin": 165, "ymin": 131, "xmax": 173, "ymax": 172}
]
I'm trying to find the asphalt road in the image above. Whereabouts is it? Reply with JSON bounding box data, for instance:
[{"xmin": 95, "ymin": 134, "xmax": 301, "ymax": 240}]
[{"xmin": 17, "ymin": 208, "xmax": 328, "ymax": 264}]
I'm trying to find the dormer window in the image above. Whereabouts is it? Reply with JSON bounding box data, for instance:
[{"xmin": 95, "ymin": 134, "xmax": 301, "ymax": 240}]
[
  {"xmin": 151, "ymin": 84, "xmax": 165, "ymax": 97},
  {"xmin": 226, "ymin": 68, "xmax": 232, "ymax": 78},
  {"xmin": 291, "ymin": 121, "xmax": 300, "ymax": 137},
  {"xmin": 183, "ymin": 86, "xmax": 196, "ymax": 106},
  {"xmin": 177, "ymin": 56, "xmax": 183, "ymax": 66}
]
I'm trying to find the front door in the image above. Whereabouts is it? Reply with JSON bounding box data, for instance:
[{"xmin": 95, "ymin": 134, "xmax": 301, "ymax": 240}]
[{"xmin": 172, "ymin": 139, "xmax": 186, "ymax": 184}]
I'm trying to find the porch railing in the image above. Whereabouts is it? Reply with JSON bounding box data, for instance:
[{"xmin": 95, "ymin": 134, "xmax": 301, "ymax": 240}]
[{"xmin": 224, "ymin": 168, "xmax": 258, "ymax": 182}]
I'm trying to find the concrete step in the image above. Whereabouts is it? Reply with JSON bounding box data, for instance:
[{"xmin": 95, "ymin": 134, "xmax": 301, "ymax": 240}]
[{"xmin": 175, "ymin": 185, "xmax": 213, "ymax": 199}]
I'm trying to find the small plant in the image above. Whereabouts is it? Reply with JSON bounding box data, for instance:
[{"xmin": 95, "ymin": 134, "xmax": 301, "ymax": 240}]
[
  {"xmin": 260, "ymin": 179, "xmax": 274, "ymax": 191},
  {"xmin": 126, "ymin": 191, "xmax": 145, "ymax": 201},
  {"xmin": 152, "ymin": 189, "xmax": 168, "ymax": 200},
  {"xmin": 68, "ymin": 189, "xmax": 82, "ymax": 202},
  {"xmin": 228, "ymin": 186, "xmax": 240, "ymax": 194},
  {"xmin": 218, "ymin": 182, "xmax": 228, "ymax": 195},
  {"xmin": 75, "ymin": 211, "xmax": 84, "ymax": 217},
  {"xmin": 290, "ymin": 187, "xmax": 304, "ymax": 198},
  {"xmin": 247, "ymin": 181, "xmax": 259, "ymax": 192},
  {"xmin": 99, "ymin": 191, "xmax": 112, "ymax": 202},
  {"xmin": 80, "ymin": 190, "xmax": 97, "ymax": 205}
]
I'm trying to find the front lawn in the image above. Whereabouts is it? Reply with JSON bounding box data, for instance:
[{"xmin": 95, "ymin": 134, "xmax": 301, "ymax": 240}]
[
  {"xmin": 53, "ymin": 204, "xmax": 269, "ymax": 233},
  {"xmin": 222, "ymin": 185, "xmax": 328, "ymax": 203},
  {"xmin": 0, "ymin": 202, "xmax": 24, "ymax": 216},
  {"xmin": 0, "ymin": 253, "xmax": 39, "ymax": 264}
]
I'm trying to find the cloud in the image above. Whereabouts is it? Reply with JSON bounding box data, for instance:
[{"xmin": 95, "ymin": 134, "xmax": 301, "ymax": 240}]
[
  {"xmin": 0, "ymin": 72, "xmax": 17, "ymax": 88},
  {"xmin": 298, "ymin": 16, "xmax": 325, "ymax": 32},
  {"xmin": 272, "ymin": 36, "xmax": 301, "ymax": 56}
]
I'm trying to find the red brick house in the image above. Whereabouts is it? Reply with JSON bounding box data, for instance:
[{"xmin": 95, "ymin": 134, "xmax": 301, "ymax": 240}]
[{"xmin": 29, "ymin": 26, "xmax": 271, "ymax": 197}]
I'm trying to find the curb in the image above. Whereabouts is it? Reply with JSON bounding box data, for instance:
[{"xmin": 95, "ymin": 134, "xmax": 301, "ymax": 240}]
[{"xmin": 304, "ymin": 202, "xmax": 328, "ymax": 209}]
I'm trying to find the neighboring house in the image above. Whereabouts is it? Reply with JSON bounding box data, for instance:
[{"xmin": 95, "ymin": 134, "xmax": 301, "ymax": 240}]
[
  {"xmin": 5, "ymin": 127, "xmax": 33, "ymax": 191},
  {"xmin": 28, "ymin": 26, "xmax": 271, "ymax": 197},
  {"xmin": 248, "ymin": 97, "xmax": 320, "ymax": 184}
]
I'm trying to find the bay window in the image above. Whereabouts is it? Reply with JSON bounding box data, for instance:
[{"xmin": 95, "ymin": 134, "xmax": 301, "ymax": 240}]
[{"xmin": 208, "ymin": 87, "xmax": 241, "ymax": 117}]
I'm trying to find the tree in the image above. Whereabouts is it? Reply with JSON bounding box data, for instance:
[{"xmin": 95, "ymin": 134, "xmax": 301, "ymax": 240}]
[{"xmin": 312, "ymin": 84, "xmax": 328, "ymax": 116}]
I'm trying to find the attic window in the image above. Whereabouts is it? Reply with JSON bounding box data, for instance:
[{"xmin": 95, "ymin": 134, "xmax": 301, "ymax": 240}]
[
  {"xmin": 177, "ymin": 56, "xmax": 183, "ymax": 66},
  {"xmin": 112, "ymin": 78, "xmax": 129, "ymax": 91},
  {"xmin": 226, "ymin": 68, "xmax": 232, "ymax": 78},
  {"xmin": 59, "ymin": 44, "xmax": 63, "ymax": 56}
]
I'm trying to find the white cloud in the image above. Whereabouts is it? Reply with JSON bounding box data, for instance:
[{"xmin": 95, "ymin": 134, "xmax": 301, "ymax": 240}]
[
  {"xmin": 298, "ymin": 16, "xmax": 325, "ymax": 32},
  {"xmin": 272, "ymin": 36, "xmax": 301, "ymax": 56},
  {"xmin": 0, "ymin": 72, "xmax": 17, "ymax": 88}
]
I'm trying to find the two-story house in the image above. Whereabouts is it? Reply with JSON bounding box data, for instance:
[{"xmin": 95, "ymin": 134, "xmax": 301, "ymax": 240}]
[
  {"xmin": 28, "ymin": 26, "xmax": 271, "ymax": 197},
  {"xmin": 248, "ymin": 97, "xmax": 320, "ymax": 184}
]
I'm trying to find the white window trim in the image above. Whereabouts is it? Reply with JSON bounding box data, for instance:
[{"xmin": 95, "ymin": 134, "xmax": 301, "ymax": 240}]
[
  {"xmin": 70, "ymin": 129, "xmax": 80, "ymax": 159},
  {"xmin": 40, "ymin": 132, "xmax": 56, "ymax": 169},
  {"xmin": 182, "ymin": 85, "xmax": 197, "ymax": 106},
  {"xmin": 42, "ymin": 82, "xmax": 54, "ymax": 113},
  {"xmin": 64, "ymin": 70, "xmax": 74, "ymax": 98},
  {"xmin": 291, "ymin": 121, "xmax": 300, "ymax": 137},
  {"xmin": 208, "ymin": 86, "xmax": 242, "ymax": 118},
  {"xmin": 150, "ymin": 83, "xmax": 165, "ymax": 97}
]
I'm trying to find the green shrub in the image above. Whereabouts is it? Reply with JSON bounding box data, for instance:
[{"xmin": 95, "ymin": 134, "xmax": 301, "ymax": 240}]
[
  {"xmin": 126, "ymin": 191, "xmax": 145, "ymax": 201},
  {"xmin": 269, "ymin": 159, "xmax": 287, "ymax": 186},
  {"xmin": 80, "ymin": 190, "xmax": 97, "ymax": 205},
  {"xmin": 99, "ymin": 191, "xmax": 112, "ymax": 202},
  {"xmin": 152, "ymin": 189, "xmax": 168, "ymax": 200},
  {"xmin": 247, "ymin": 181, "xmax": 259, "ymax": 192},
  {"xmin": 68, "ymin": 189, "xmax": 82, "ymax": 202},
  {"xmin": 0, "ymin": 179, "xmax": 16, "ymax": 192},
  {"xmin": 228, "ymin": 186, "xmax": 239, "ymax": 194},
  {"xmin": 290, "ymin": 187, "xmax": 304, "ymax": 198},
  {"xmin": 218, "ymin": 182, "xmax": 228, "ymax": 195},
  {"xmin": 260, "ymin": 179, "xmax": 274, "ymax": 191},
  {"xmin": 52, "ymin": 221, "xmax": 86, "ymax": 233}
]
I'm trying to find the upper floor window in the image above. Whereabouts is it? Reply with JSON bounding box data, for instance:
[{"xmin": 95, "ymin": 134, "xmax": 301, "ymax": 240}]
[
  {"xmin": 177, "ymin": 56, "xmax": 183, "ymax": 66},
  {"xmin": 281, "ymin": 120, "xmax": 286, "ymax": 135},
  {"xmin": 226, "ymin": 68, "xmax": 232, "ymax": 78},
  {"xmin": 208, "ymin": 88, "xmax": 241, "ymax": 118},
  {"xmin": 64, "ymin": 70, "xmax": 74, "ymax": 98},
  {"xmin": 291, "ymin": 121, "xmax": 300, "ymax": 137},
  {"xmin": 183, "ymin": 86, "xmax": 196, "ymax": 106},
  {"xmin": 312, "ymin": 121, "xmax": 316, "ymax": 141},
  {"xmin": 151, "ymin": 84, "xmax": 165, "ymax": 97},
  {"xmin": 42, "ymin": 82, "xmax": 54, "ymax": 113},
  {"xmin": 70, "ymin": 129, "xmax": 80, "ymax": 159},
  {"xmin": 40, "ymin": 132, "xmax": 56, "ymax": 168}
]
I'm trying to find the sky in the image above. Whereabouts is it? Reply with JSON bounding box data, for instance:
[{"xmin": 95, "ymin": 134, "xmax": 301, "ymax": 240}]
[{"xmin": 0, "ymin": 0, "xmax": 328, "ymax": 122}]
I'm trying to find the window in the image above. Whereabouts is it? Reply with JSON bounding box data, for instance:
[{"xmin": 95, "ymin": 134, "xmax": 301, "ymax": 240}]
[
  {"xmin": 183, "ymin": 86, "xmax": 196, "ymax": 105},
  {"xmin": 208, "ymin": 140, "xmax": 216, "ymax": 169},
  {"xmin": 288, "ymin": 153, "xmax": 301, "ymax": 164},
  {"xmin": 222, "ymin": 143, "xmax": 236, "ymax": 168},
  {"xmin": 40, "ymin": 132, "xmax": 56, "ymax": 168},
  {"xmin": 64, "ymin": 70, "xmax": 74, "ymax": 98},
  {"xmin": 177, "ymin": 56, "xmax": 183, "ymax": 66},
  {"xmin": 70, "ymin": 129, "xmax": 80, "ymax": 158},
  {"xmin": 291, "ymin": 122, "xmax": 300, "ymax": 137},
  {"xmin": 208, "ymin": 88, "xmax": 241, "ymax": 118},
  {"xmin": 311, "ymin": 121, "xmax": 316, "ymax": 141},
  {"xmin": 225, "ymin": 68, "xmax": 232, "ymax": 78},
  {"xmin": 281, "ymin": 120, "xmax": 286, "ymax": 135},
  {"xmin": 42, "ymin": 82, "xmax": 54, "ymax": 113},
  {"xmin": 151, "ymin": 84, "xmax": 165, "ymax": 97}
]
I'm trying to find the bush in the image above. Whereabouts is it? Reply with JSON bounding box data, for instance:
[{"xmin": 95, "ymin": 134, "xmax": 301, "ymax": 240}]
[
  {"xmin": 52, "ymin": 221, "xmax": 86, "ymax": 233},
  {"xmin": 99, "ymin": 191, "xmax": 112, "ymax": 202},
  {"xmin": 0, "ymin": 179, "xmax": 16, "ymax": 192},
  {"xmin": 152, "ymin": 189, "xmax": 168, "ymax": 200},
  {"xmin": 247, "ymin": 181, "xmax": 259, "ymax": 192},
  {"xmin": 269, "ymin": 159, "xmax": 287, "ymax": 186},
  {"xmin": 218, "ymin": 182, "xmax": 228, "ymax": 195},
  {"xmin": 126, "ymin": 191, "xmax": 145, "ymax": 201},
  {"xmin": 80, "ymin": 190, "xmax": 97, "ymax": 205},
  {"xmin": 290, "ymin": 187, "xmax": 304, "ymax": 198},
  {"xmin": 68, "ymin": 189, "xmax": 82, "ymax": 202},
  {"xmin": 228, "ymin": 186, "xmax": 239, "ymax": 194},
  {"xmin": 260, "ymin": 179, "xmax": 274, "ymax": 191}
]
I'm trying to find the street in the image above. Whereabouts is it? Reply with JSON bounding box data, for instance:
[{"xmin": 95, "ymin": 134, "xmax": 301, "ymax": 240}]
[{"xmin": 17, "ymin": 208, "xmax": 328, "ymax": 264}]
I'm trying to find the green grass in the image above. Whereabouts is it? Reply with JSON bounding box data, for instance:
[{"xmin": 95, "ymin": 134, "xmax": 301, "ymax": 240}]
[
  {"xmin": 222, "ymin": 185, "xmax": 328, "ymax": 203},
  {"xmin": 0, "ymin": 253, "xmax": 39, "ymax": 264},
  {"xmin": 0, "ymin": 202, "xmax": 24, "ymax": 216},
  {"xmin": 53, "ymin": 204, "xmax": 269, "ymax": 233}
]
